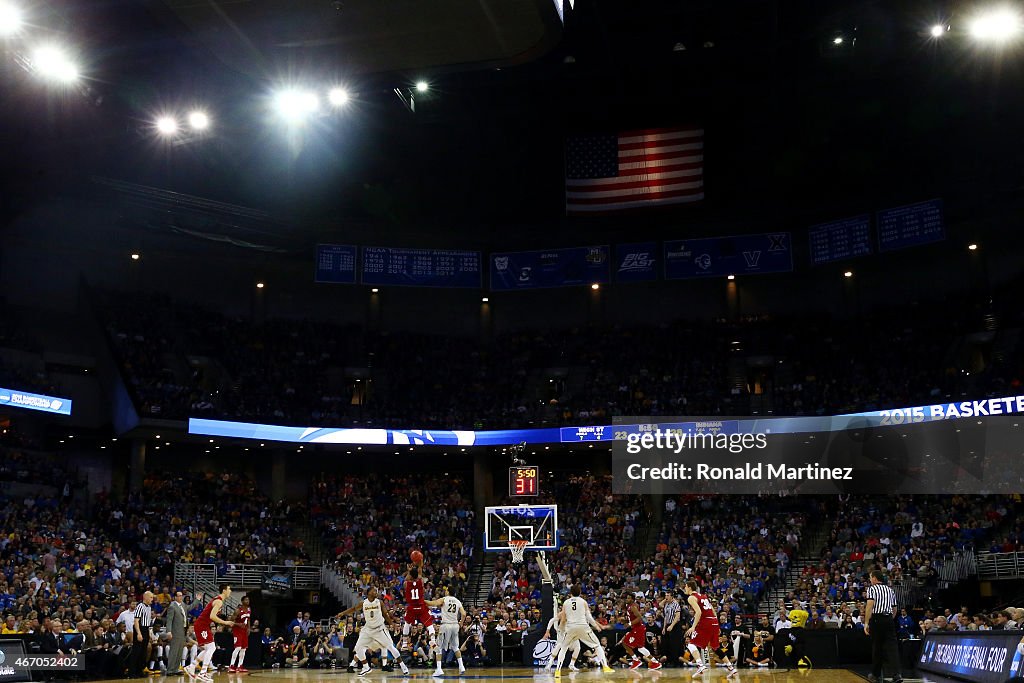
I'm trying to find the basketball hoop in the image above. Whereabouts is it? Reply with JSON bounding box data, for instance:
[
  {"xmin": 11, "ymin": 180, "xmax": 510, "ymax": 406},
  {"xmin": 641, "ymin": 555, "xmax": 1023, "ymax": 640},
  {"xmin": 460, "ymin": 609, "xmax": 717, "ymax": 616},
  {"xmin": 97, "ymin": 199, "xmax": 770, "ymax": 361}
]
[{"xmin": 509, "ymin": 540, "xmax": 528, "ymax": 564}]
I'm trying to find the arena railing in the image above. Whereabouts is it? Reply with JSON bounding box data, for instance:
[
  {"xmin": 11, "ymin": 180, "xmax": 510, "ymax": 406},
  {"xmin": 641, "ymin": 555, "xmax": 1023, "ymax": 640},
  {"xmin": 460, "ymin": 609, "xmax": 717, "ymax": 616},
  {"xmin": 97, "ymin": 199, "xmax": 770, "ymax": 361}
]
[
  {"xmin": 976, "ymin": 551, "xmax": 1024, "ymax": 580},
  {"xmin": 174, "ymin": 563, "xmax": 323, "ymax": 592}
]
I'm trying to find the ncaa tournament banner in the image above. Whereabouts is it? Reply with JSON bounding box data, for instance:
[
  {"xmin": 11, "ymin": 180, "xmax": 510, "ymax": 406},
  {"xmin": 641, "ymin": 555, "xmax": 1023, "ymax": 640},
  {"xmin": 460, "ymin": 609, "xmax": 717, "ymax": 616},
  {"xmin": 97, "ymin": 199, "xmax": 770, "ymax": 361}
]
[
  {"xmin": 361, "ymin": 247, "xmax": 481, "ymax": 288},
  {"xmin": 918, "ymin": 631, "xmax": 1023, "ymax": 682},
  {"xmin": 490, "ymin": 246, "xmax": 610, "ymax": 291},
  {"xmin": 614, "ymin": 242, "xmax": 658, "ymax": 282},
  {"xmin": 664, "ymin": 232, "xmax": 793, "ymax": 279}
]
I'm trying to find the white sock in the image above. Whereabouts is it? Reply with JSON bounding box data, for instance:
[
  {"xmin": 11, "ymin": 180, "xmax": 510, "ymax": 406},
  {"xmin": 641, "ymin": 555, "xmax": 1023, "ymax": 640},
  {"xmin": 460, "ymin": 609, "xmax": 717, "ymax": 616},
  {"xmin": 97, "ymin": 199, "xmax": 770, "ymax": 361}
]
[
  {"xmin": 687, "ymin": 644, "xmax": 704, "ymax": 667},
  {"xmin": 457, "ymin": 656, "xmax": 464, "ymax": 670}
]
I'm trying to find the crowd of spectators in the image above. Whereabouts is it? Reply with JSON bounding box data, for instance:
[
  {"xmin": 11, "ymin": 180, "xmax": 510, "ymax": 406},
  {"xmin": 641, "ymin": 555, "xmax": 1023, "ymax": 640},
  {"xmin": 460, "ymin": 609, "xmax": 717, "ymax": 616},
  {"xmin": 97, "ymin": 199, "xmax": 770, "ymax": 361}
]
[
  {"xmin": 314, "ymin": 471, "xmax": 474, "ymax": 601},
  {"xmin": 95, "ymin": 288, "xmax": 1023, "ymax": 431}
]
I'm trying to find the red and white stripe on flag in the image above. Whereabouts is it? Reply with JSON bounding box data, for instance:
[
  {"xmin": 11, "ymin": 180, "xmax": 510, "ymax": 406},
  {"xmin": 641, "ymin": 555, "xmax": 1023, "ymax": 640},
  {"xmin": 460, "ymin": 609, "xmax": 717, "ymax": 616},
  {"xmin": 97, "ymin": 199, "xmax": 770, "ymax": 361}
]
[{"xmin": 565, "ymin": 127, "xmax": 704, "ymax": 214}]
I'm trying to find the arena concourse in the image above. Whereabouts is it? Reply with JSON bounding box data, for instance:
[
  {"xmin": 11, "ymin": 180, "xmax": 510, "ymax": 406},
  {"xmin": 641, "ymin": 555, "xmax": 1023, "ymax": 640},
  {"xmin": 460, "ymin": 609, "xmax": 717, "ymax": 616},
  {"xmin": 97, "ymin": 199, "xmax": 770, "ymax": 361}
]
[{"xmin": 3, "ymin": 2, "xmax": 1024, "ymax": 683}]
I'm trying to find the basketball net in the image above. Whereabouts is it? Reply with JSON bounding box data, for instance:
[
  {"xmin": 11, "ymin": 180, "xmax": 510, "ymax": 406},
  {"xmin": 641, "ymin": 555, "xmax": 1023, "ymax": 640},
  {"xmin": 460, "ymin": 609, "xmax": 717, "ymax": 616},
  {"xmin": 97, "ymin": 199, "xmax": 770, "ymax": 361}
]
[{"xmin": 509, "ymin": 539, "xmax": 528, "ymax": 564}]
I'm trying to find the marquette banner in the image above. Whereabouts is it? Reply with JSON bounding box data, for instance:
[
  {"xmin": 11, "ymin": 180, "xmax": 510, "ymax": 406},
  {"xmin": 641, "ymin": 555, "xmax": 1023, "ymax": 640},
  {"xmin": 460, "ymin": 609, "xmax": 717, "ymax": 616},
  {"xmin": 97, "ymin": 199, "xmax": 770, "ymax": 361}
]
[
  {"xmin": 614, "ymin": 242, "xmax": 658, "ymax": 282},
  {"xmin": 664, "ymin": 233, "xmax": 793, "ymax": 279},
  {"xmin": 490, "ymin": 246, "xmax": 610, "ymax": 290},
  {"xmin": 808, "ymin": 215, "xmax": 872, "ymax": 265},
  {"xmin": 0, "ymin": 387, "xmax": 72, "ymax": 416},
  {"xmin": 918, "ymin": 631, "xmax": 1022, "ymax": 683},
  {"xmin": 611, "ymin": 413, "xmax": 1024, "ymax": 495}
]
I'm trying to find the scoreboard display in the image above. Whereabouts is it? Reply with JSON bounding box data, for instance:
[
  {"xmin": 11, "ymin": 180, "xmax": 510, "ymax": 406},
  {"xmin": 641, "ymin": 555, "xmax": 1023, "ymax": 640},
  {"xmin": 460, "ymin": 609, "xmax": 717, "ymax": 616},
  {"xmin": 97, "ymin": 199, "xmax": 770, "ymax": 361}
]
[{"xmin": 509, "ymin": 466, "xmax": 540, "ymax": 496}]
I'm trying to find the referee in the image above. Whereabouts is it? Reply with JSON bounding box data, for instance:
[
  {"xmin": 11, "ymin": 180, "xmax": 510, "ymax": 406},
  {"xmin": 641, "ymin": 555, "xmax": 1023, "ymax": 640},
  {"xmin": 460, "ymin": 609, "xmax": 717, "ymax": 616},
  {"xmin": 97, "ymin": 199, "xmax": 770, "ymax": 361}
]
[
  {"xmin": 130, "ymin": 591, "xmax": 155, "ymax": 677},
  {"xmin": 662, "ymin": 592, "xmax": 682, "ymax": 666},
  {"xmin": 864, "ymin": 570, "xmax": 902, "ymax": 683}
]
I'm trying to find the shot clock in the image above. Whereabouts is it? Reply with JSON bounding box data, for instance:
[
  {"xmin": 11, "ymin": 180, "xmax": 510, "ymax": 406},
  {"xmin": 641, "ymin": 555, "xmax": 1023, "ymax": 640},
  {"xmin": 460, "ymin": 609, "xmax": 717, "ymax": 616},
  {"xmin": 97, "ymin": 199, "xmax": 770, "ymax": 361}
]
[{"xmin": 509, "ymin": 465, "xmax": 539, "ymax": 497}]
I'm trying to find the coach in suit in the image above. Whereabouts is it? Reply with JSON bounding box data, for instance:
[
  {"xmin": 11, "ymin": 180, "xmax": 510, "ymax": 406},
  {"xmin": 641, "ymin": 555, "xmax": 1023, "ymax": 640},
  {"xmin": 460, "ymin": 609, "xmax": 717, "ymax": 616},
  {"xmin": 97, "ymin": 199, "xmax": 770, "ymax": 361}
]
[{"xmin": 165, "ymin": 591, "xmax": 188, "ymax": 674}]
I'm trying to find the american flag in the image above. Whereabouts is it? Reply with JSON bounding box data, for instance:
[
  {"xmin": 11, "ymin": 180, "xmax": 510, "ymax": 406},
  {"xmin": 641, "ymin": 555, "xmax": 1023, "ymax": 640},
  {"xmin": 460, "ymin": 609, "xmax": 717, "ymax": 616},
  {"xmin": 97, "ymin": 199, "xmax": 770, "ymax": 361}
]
[{"xmin": 565, "ymin": 127, "xmax": 704, "ymax": 214}]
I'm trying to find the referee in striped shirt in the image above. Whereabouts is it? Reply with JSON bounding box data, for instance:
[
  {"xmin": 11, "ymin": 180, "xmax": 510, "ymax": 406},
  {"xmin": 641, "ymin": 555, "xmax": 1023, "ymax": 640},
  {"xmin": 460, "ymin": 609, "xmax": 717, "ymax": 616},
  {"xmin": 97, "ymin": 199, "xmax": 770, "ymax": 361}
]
[
  {"xmin": 864, "ymin": 571, "xmax": 902, "ymax": 683},
  {"xmin": 130, "ymin": 591, "xmax": 155, "ymax": 677}
]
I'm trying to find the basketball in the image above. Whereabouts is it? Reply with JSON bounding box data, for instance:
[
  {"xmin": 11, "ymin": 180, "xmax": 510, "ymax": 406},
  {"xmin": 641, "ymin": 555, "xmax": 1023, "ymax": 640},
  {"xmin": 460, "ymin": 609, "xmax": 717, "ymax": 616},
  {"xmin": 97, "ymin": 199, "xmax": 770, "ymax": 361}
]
[{"xmin": 411, "ymin": 549, "xmax": 423, "ymax": 564}]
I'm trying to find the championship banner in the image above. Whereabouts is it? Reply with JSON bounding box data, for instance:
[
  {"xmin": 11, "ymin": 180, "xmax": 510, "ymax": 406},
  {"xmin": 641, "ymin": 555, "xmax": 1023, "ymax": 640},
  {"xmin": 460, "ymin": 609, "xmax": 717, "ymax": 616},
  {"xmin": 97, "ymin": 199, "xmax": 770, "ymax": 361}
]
[
  {"xmin": 808, "ymin": 215, "xmax": 872, "ymax": 265},
  {"xmin": 0, "ymin": 387, "xmax": 72, "ymax": 416},
  {"xmin": 490, "ymin": 246, "xmax": 610, "ymax": 291},
  {"xmin": 314, "ymin": 244, "xmax": 357, "ymax": 284},
  {"xmin": 918, "ymin": 631, "xmax": 1023, "ymax": 682},
  {"xmin": 878, "ymin": 198, "xmax": 944, "ymax": 252},
  {"xmin": 664, "ymin": 233, "xmax": 793, "ymax": 279},
  {"xmin": 361, "ymin": 247, "xmax": 481, "ymax": 288}
]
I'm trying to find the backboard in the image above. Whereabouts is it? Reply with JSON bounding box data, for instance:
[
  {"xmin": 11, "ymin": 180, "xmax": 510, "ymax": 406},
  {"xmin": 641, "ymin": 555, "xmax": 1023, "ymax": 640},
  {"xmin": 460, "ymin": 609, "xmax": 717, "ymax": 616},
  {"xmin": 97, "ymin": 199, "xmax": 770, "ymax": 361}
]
[{"xmin": 484, "ymin": 504, "xmax": 558, "ymax": 552}]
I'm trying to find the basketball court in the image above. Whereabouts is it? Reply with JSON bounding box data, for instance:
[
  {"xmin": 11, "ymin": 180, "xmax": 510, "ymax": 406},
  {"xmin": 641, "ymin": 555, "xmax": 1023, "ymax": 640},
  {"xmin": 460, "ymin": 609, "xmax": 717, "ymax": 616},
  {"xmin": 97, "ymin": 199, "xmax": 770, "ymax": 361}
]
[{"xmin": 95, "ymin": 668, "xmax": 925, "ymax": 683}]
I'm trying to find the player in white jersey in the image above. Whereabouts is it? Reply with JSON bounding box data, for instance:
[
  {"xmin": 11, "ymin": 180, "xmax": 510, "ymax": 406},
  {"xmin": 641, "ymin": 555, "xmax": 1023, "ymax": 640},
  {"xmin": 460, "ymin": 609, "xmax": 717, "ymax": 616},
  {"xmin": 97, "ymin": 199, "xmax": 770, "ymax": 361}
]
[
  {"xmin": 336, "ymin": 587, "xmax": 409, "ymax": 676},
  {"xmin": 554, "ymin": 584, "xmax": 613, "ymax": 677},
  {"xmin": 542, "ymin": 599, "xmax": 566, "ymax": 671},
  {"xmin": 426, "ymin": 590, "xmax": 468, "ymax": 676}
]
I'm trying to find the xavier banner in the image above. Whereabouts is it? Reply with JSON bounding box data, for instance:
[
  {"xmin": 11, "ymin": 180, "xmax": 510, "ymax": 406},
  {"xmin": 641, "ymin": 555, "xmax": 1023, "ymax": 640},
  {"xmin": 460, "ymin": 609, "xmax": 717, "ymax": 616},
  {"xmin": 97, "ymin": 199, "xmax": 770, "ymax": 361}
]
[{"xmin": 664, "ymin": 232, "xmax": 793, "ymax": 279}]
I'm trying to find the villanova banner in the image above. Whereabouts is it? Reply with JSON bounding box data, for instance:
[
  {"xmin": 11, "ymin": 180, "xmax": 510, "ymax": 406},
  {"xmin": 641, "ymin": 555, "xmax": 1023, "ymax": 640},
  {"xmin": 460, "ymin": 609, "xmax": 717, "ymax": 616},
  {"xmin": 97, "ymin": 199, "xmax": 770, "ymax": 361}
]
[
  {"xmin": 490, "ymin": 246, "xmax": 610, "ymax": 290},
  {"xmin": 664, "ymin": 232, "xmax": 793, "ymax": 279},
  {"xmin": 615, "ymin": 242, "xmax": 658, "ymax": 282}
]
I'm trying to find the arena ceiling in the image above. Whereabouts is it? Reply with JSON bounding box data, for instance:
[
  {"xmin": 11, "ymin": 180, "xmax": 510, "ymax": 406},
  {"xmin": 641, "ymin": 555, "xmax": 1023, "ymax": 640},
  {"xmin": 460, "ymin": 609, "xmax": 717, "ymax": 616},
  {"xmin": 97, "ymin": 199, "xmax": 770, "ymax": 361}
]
[{"xmin": 149, "ymin": 0, "xmax": 564, "ymax": 78}]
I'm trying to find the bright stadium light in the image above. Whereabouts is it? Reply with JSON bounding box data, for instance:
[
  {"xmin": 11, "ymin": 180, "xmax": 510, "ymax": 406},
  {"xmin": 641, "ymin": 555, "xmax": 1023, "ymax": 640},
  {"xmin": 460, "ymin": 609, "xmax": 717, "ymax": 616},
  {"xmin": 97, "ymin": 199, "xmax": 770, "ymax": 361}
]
[
  {"xmin": 156, "ymin": 116, "xmax": 178, "ymax": 136},
  {"xmin": 968, "ymin": 243, "xmax": 979, "ymax": 250},
  {"xmin": 415, "ymin": 80, "xmax": 429, "ymax": 93},
  {"xmin": 930, "ymin": 24, "xmax": 948, "ymax": 38},
  {"xmin": 328, "ymin": 87, "xmax": 350, "ymax": 106},
  {"xmin": 481, "ymin": 297, "xmax": 489, "ymax": 303},
  {"xmin": 188, "ymin": 111, "xmax": 210, "ymax": 131},
  {"xmin": 32, "ymin": 46, "xmax": 80, "ymax": 84},
  {"xmin": 256, "ymin": 282, "xmax": 265, "ymax": 289},
  {"xmin": 0, "ymin": 2, "xmax": 24, "ymax": 36},
  {"xmin": 590, "ymin": 283, "xmax": 600, "ymax": 290},
  {"xmin": 833, "ymin": 36, "xmax": 844, "ymax": 45},
  {"xmin": 727, "ymin": 274, "xmax": 735, "ymax": 281},
  {"xmin": 274, "ymin": 89, "xmax": 320, "ymax": 123},
  {"xmin": 844, "ymin": 270, "xmax": 853, "ymax": 278},
  {"xmin": 130, "ymin": 253, "xmax": 140, "ymax": 261},
  {"xmin": 969, "ymin": 7, "xmax": 1023, "ymax": 42}
]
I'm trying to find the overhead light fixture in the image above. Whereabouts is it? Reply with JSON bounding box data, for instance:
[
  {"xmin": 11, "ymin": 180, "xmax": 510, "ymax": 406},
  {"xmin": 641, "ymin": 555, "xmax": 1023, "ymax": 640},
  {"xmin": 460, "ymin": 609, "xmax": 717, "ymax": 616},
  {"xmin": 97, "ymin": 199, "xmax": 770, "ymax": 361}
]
[
  {"xmin": 590, "ymin": 283, "xmax": 600, "ymax": 290},
  {"xmin": 482, "ymin": 297, "xmax": 489, "ymax": 303},
  {"xmin": 727, "ymin": 274, "xmax": 735, "ymax": 281},
  {"xmin": 415, "ymin": 80, "xmax": 429, "ymax": 93},
  {"xmin": 328, "ymin": 87, "xmax": 350, "ymax": 106},
  {"xmin": 371, "ymin": 288, "xmax": 379, "ymax": 293},
  {"xmin": 930, "ymin": 24, "xmax": 948, "ymax": 38},
  {"xmin": 844, "ymin": 271, "xmax": 853, "ymax": 278},
  {"xmin": 32, "ymin": 46, "xmax": 80, "ymax": 84},
  {"xmin": 969, "ymin": 8, "xmax": 1022, "ymax": 42},
  {"xmin": 130, "ymin": 253, "xmax": 141, "ymax": 261},
  {"xmin": 672, "ymin": 42, "xmax": 686, "ymax": 52},
  {"xmin": 833, "ymin": 36, "xmax": 844, "ymax": 45},
  {"xmin": 968, "ymin": 243, "xmax": 978, "ymax": 251},
  {"xmin": 256, "ymin": 282, "xmax": 265, "ymax": 289},
  {"xmin": 188, "ymin": 111, "xmax": 210, "ymax": 131},
  {"xmin": 274, "ymin": 89, "xmax": 320, "ymax": 124},
  {"xmin": 156, "ymin": 116, "xmax": 178, "ymax": 136},
  {"xmin": 0, "ymin": 2, "xmax": 24, "ymax": 36}
]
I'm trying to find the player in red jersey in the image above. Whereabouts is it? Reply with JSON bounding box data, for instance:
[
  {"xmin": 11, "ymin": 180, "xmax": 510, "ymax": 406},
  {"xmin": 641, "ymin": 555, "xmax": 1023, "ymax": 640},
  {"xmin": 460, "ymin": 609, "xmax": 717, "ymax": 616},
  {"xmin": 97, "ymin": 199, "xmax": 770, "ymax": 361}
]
[
  {"xmin": 683, "ymin": 581, "xmax": 736, "ymax": 679},
  {"xmin": 186, "ymin": 584, "xmax": 235, "ymax": 682},
  {"xmin": 402, "ymin": 563, "xmax": 437, "ymax": 650},
  {"xmin": 623, "ymin": 594, "xmax": 662, "ymax": 670},
  {"xmin": 228, "ymin": 595, "xmax": 252, "ymax": 673}
]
